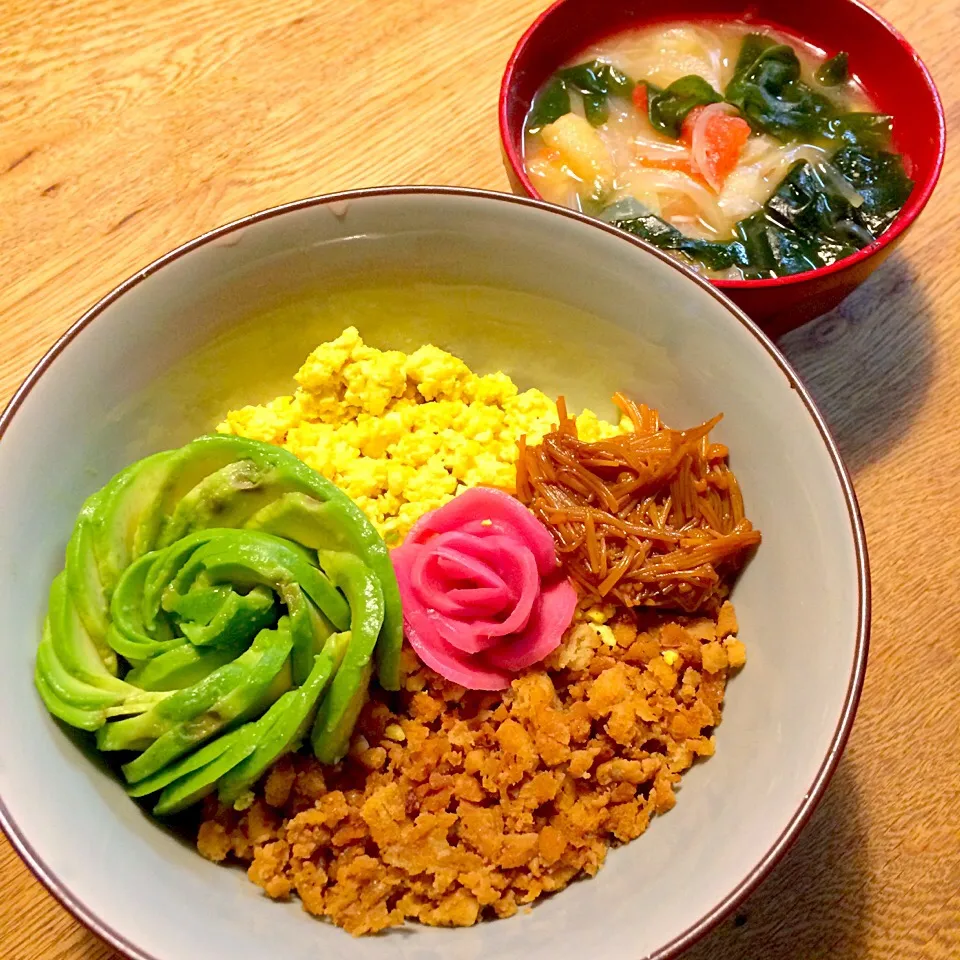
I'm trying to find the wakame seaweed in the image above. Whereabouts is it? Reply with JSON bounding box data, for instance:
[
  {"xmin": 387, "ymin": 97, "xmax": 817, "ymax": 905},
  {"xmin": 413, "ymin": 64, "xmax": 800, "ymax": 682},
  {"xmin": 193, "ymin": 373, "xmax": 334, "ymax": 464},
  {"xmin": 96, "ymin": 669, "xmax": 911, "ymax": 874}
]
[
  {"xmin": 531, "ymin": 38, "xmax": 881, "ymax": 146},
  {"xmin": 816, "ymin": 52, "xmax": 849, "ymax": 86},
  {"xmin": 647, "ymin": 75, "xmax": 723, "ymax": 138},
  {"xmin": 724, "ymin": 35, "xmax": 836, "ymax": 141},
  {"xmin": 821, "ymin": 113, "xmax": 895, "ymax": 151},
  {"xmin": 832, "ymin": 146, "xmax": 914, "ymax": 235},
  {"xmin": 605, "ymin": 142, "xmax": 913, "ymax": 278},
  {"xmin": 559, "ymin": 61, "xmax": 634, "ymax": 126},
  {"xmin": 527, "ymin": 76, "xmax": 572, "ymax": 135},
  {"xmin": 526, "ymin": 60, "xmax": 634, "ymax": 132},
  {"xmin": 607, "ymin": 206, "xmax": 748, "ymax": 272}
]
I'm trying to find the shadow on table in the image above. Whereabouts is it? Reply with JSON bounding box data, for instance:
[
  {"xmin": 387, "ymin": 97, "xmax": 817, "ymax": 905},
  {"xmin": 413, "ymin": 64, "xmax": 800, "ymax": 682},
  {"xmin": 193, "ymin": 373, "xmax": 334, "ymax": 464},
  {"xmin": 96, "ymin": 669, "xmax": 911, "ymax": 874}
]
[
  {"xmin": 776, "ymin": 255, "xmax": 934, "ymax": 475},
  {"xmin": 682, "ymin": 757, "xmax": 869, "ymax": 960}
]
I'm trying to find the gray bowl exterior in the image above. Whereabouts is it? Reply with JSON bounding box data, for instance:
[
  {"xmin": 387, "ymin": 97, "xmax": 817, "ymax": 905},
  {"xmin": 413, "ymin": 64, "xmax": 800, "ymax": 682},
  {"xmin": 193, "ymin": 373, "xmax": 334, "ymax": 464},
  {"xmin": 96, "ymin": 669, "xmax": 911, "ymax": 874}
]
[{"xmin": 0, "ymin": 188, "xmax": 867, "ymax": 960}]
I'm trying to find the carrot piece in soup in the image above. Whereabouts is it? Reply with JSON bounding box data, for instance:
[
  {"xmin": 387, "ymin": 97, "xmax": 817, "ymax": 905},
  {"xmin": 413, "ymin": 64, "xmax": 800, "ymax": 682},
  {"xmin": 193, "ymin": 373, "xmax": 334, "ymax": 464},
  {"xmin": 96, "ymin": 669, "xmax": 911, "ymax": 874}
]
[
  {"xmin": 704, "ymin": 114, "xmax": 751, "ymax": 187},
  {"xmin": 632, "ymin": 154, "xmax": 710, "ymax": 189},
  {"xmin": 680, "ymin": 106, "xmax": 706, "ymax": 147},
  {"xmin": 683, "ymin": 108, "xmax": 751, "ymax": 191}
]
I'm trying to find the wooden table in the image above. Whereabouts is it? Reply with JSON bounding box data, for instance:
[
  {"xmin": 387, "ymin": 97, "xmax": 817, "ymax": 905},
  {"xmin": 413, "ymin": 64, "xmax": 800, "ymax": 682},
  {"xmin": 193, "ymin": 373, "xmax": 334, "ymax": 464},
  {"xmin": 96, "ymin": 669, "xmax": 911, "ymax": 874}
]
[{"xmin": 1, "ymin": 1, "xmax": 957, "ymax": 957}]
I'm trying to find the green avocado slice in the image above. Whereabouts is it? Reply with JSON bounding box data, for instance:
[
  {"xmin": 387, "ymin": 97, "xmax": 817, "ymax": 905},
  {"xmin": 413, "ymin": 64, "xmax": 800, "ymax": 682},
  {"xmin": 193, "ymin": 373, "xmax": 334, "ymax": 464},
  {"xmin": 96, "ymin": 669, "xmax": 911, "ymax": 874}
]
[
  {"xmin": 311, "ymin": 552, "xmax": 384, "ymax": 764},
  {"xmin": 47, "ymin": 574, "xmax": 129, "ymax": 694},
  {"xmin": 127, "ymin": 720, "xmax": 262, "ymax": 797},
  {"xmin": 246, "ymin": 493, "xmax": 403, "ymax": 691},
  {"xmin": 64, "ymin": 499, "xmax": 115, "ymax": 672},
  {"xmin": 36, "ymin": 639, "xmax": 122, "ymax": 712},
  {"xmin": 159, "ymin": 460, "xmax": 287, "ymax": 546},
  {"xmin": 123, "ymin": 637, "xmax": 249, "ymax": 691},
  {"xmin": 90, "ymin": 451, "xmax": 178, "ymax": 590},
  {"xmin": 107, "ymin": 552, "xmax": 183, "ymax": 661},
  {"xmin": 162, "ymin": 583, "xmax": 232, "ymax": 624},
  {"xmin": 35, "ymin": 671, "xmax": 105, "ymax": 731},
  {"xmin": 98, "ymin": 619, "xmax": 290, "ymax": 758},
  {"xmin": 35, "ymin": 617, "xmax": 124, "ymax": 727},
  {"xmin": 178, "ymin": 586, "xmax": 276, "ymax": 648},
  {"xmin": 169, "ymin": 437, "xmax": 402, "ymax": 689},
  {"xmin": 117, "ymin": 621, "xmax": 293, "ymax": 783},
  {"xmin": 218, "ymin": 631, "xmax": 350, "ymax": 806},
  {"xmin": 150, "ymin": 718, "xmax": 267, "ymax": 816},
  {"xmin": 179, "ymin": 530, "xmax": 349, "ymax": 631},
  {"xmin": 37, "ymin": 433, "xmax": 398, "ymax": 775},
  {"xmin": 35, "ymin": 616, "xmax": 168, "ymax": 730},
  {"xmin": 98, "ymin": 657, "xmax": 246, "ymax": 753},
  {"xmin": 126, "ymin": 725, "xmax": 242, "ymax": 798},
  {"xmin": 141, "ymin": 531, "xmax": 219, "ymax": 624}
]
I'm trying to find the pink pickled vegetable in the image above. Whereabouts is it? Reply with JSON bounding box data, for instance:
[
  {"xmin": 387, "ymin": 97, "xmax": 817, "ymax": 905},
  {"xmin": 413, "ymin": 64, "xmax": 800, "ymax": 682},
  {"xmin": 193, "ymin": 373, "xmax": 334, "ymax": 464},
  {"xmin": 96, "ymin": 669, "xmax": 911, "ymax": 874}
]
[{"xmin": 391, "ymin": 488, "xmax": 577, "ymax": 690}]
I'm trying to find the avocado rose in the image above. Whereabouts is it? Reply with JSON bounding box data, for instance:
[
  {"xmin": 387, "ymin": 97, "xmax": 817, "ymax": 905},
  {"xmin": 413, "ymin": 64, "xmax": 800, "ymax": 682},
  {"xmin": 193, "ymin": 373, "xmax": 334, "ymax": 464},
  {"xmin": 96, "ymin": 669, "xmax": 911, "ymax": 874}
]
[
  {"xmin": 35, "ymin": 435, "xmax": 401, "ymax": 815},
  {"xmin": 391, "ymin": 488, "xmax": 577, "ymax": 690}
]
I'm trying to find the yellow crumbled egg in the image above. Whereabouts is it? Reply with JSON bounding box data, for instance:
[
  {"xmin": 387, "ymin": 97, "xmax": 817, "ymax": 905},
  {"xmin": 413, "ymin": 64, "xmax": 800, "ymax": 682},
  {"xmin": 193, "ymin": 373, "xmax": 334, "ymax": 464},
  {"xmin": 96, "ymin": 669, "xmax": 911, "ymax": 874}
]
[
  {"xmin": 585, "ymin": 604, "xmax": 617, "ymax": 625},
  {"xmin": 218, "ymin": 327, "xmax": 626, "ymax": 543},
  {"xmin": 382, "ymin": 723, "xmax": 406, "ymax": 743},
  {"xmin": 594, "ymin": 624, "xmax": 617, "ymax": 648}
]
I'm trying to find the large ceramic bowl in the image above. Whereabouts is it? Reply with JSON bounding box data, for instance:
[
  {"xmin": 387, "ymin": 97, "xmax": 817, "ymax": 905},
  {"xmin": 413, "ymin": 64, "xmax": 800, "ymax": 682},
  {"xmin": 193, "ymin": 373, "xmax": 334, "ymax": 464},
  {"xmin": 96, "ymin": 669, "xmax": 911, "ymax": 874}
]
[
  {"xmin": 499, "ymin": 0, "xmax": 946, "ymax": 333},
  {"xmin": 0, "ymin": 187, "xmax": 868, "ymax": 960}
]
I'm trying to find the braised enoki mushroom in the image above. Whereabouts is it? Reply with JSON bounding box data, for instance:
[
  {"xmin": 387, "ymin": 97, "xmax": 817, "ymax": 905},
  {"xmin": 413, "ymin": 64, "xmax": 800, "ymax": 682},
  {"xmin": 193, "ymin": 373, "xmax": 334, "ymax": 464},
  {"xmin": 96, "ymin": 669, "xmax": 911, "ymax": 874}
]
[{"xmin": 516, "ymin": 393, "xmax": 760, "ymax": 613}]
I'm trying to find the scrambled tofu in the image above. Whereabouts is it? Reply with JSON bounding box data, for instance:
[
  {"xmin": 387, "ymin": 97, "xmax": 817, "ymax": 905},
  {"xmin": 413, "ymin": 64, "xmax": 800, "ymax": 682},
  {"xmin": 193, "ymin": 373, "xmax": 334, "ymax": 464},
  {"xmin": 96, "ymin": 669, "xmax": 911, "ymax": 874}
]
[{"xmin": 219, "ymin": 327, "xmax": 625, "ymax": 543}]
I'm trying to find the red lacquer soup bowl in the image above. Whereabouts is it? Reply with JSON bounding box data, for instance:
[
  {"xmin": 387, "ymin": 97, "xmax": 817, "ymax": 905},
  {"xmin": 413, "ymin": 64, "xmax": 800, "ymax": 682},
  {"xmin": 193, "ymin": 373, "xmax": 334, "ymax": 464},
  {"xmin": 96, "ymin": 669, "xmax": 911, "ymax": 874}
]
[{"xmin": 500, "ymin": 0, "xmax": 946, "ymax": 333}]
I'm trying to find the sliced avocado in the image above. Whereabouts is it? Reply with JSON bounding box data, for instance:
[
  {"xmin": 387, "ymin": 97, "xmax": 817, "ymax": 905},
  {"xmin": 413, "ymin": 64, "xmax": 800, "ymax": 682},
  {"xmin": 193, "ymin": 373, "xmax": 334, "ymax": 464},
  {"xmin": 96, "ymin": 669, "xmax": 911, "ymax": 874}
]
[
  {"xmin": 36, "ymin": 638, "xmax": 122, "ymax": 712},
  {"xmin": 156, "ymin": 437, "xmax": 333, "ymax": 545},
  {"xmin": 247, "ymin": 493, "xmax": 370, "ymax": 555},
  {"xmin": 35, "ymin": 617, "xmax": 123, "ymax": 724},
  {"xmin": 124, "ymin": 637, "xmax": 249, "ymax": 691},
  {"xmin": 35, "ymin": 617, "xmax": 164, "ymax": 730},
  {"xmin": 183, "ymin": 529, "xmax": 349, "ymax": 631},
  {"xmin": 274, "ymin": 584, "xmax": 334, "ymax": 686},
  {"xmin": 90, "ymin": 451, "xmax": 177, "ymax": 590},
  {"xmin": 178, "ymin": 586, "xmax": 276, "ymax": 648},
  {"xmin": 218, "ymin": 631, "xmax": 350, "ymax": 806},
  {"xmin": 35, "ymin": 670, "xmax": 107, "ymax": 731},
  {"xmin": 141, "ymin": 530, "xmax": 219, "ymax": 624},
  {"xmin": 157, "ymin": 440, "xmax": 264, "ymax": 518},
  {"xmin": 126, "ymin": 722, "xmax": 256, "ymax": 799},
  {"xmin": 151, "ymin": 717, "xmax": 268, "ymax": 816},
  {"xmin": 102, "ymin": 691, "xmax": 171, "ymax": 718},
  {"xmin": 314, "ymin": 663, "xmax": 372, "ymax": 765},
  {"xmin": 97, "ymin": 624, "xmax": 269, "ymax": 753},
  {"xmin": 159, "ymin": 460, "xmax": 280, "ymax": 546},
  {"xmin": 311, "ymin": 552, "xmax": 384, "ymax": 764},
  {"xmin": 64, "ymin": 498, "xmax": 115, "ymax": 672},
  {"xmin": 107, "ymin": 552, "xmax": 183, "ymax": 661},
  {"xmin": 172, "ymin": 436, "xmax": 402, "ymax": 689},
  {"xmin": 118, "ymin": 622, "xmax": 293, "ymax": 783},
  {"xmin": 246, "ymin": 493, "xmax": 403, "ymax": 690},
  {"xmin": 162, "ymin": 582, "xmax": 232, "ymax": 624},
  {"xmin": 47, "ymin": 574, "xmax": 128, "ymax": 694}
]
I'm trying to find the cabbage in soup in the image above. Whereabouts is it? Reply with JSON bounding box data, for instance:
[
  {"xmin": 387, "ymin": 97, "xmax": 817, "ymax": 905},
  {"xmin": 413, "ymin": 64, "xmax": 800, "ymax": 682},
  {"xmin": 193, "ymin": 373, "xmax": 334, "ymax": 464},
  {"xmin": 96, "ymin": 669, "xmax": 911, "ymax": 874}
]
[{"xmin": 523, "ymin": 22, "xmax": 913, "ymax": 279}]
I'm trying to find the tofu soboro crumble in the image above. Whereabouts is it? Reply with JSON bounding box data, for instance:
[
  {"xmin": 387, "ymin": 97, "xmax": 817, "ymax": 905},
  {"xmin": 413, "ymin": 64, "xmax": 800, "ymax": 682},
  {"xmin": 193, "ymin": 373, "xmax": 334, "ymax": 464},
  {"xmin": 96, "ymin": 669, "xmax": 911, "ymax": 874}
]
[
  {"xmin": 197, "ymin": 329, "xmax": 754, "ymax": 933},
  {"xmin": 199, "ymin": 603, "xmax": 744, "ymax": 934}
]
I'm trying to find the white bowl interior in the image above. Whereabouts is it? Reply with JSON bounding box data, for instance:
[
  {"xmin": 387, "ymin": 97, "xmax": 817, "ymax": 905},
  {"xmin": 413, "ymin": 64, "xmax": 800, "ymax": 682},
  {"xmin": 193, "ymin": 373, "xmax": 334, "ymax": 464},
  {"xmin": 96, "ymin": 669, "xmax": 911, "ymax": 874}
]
[{"xmin": 0, "ymin": 192, "xmax": 862, "ymax": 960}]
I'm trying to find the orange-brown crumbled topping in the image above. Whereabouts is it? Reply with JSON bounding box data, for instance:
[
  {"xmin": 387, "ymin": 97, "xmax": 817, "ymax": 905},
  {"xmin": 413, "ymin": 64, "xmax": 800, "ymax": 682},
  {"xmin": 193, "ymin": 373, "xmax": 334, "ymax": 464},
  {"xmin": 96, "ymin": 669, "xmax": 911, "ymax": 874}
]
[{"xmin": 198, "ymin": 602, "xmax": 742, "ymax": 935}]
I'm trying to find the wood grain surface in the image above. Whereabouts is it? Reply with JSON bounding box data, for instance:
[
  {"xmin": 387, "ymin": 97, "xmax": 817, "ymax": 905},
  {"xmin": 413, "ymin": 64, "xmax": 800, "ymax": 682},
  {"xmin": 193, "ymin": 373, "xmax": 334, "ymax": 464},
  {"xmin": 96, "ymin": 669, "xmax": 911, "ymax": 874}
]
[{"xmin": 1, "ymin": 0, "xmax": 958, "ymax": 957}]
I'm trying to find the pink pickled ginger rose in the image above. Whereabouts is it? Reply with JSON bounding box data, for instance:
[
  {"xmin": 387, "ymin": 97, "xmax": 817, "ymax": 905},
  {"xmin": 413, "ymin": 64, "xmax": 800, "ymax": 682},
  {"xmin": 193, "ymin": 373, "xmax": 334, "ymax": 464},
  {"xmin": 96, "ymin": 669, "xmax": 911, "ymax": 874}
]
[{"xmin": 391, "ymin": 488, "xmax": 577, "ymax": 690}]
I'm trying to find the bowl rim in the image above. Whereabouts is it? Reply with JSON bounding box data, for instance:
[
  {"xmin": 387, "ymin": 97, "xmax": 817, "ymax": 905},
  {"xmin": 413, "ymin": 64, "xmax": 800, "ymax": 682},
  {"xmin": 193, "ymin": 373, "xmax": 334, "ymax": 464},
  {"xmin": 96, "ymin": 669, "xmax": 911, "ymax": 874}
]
[
  {"xmin": 498, "ymin": 0, "xmax": 947, "ymax": 290},
  {"xmin": 0, "ymin": 185, "xmax": 870, "ymax": 960}
]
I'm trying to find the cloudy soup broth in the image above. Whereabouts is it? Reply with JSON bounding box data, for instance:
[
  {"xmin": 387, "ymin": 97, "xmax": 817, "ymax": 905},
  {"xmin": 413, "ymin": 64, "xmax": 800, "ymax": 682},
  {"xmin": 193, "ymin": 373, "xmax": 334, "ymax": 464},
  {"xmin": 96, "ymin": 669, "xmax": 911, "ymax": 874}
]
[{"xmin": 523, "ymin": 22, "xmax": 912, "ymax": 279}]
